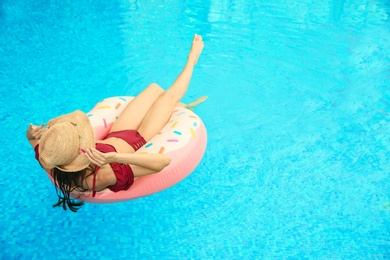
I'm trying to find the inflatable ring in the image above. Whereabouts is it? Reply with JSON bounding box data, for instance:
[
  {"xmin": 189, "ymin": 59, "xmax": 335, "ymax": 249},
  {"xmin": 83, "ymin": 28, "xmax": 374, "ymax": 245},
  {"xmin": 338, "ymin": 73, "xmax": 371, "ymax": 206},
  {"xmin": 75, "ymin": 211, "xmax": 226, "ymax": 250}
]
[{"xmin": 70, "ymin": 96, "xmax": 207, "ymax": 203}]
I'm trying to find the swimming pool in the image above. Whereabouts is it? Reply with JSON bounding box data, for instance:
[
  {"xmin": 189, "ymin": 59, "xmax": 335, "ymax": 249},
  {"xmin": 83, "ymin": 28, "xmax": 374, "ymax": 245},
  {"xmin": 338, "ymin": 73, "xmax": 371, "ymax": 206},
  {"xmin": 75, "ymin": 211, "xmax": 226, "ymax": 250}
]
[{"xmin": 1, "ymin": 0, "xmax": 389, "ymax": 258}]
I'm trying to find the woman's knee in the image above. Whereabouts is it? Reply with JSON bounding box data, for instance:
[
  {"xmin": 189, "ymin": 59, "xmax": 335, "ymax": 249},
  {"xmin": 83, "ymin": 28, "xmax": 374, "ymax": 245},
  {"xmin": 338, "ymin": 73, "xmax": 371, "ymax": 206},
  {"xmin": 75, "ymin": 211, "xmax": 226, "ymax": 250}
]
[{"xmin": 148, "ymin": 83, "xmax": 164, "ymax": 95}]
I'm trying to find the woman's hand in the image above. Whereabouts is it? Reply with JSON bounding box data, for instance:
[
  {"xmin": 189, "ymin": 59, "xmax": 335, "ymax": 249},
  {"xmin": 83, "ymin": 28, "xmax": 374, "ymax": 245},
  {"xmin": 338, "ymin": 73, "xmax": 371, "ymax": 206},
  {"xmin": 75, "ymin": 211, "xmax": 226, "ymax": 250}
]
[
  {"xmin": 84, "ymin": 148, "xmax": 116, "ymax": 167},
  {"xmin": 26, "ymin": 124, "xmax": 46, "ymax": 140}
]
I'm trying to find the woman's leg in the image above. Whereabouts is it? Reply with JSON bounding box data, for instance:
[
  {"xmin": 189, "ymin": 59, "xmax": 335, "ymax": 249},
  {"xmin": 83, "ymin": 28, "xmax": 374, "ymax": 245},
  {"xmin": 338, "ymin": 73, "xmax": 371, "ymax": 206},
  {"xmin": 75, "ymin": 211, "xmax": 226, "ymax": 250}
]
[
  {"xmin": 138, "ymin": 34, "xmax": 204, "ymax": 141},
  {"xmin": 177, "ymin": 96, "xmax": 208, "ymax": 111},
  {"xmin": 110, "ymin": 83, "xmax": 164, "ymax": 133}
]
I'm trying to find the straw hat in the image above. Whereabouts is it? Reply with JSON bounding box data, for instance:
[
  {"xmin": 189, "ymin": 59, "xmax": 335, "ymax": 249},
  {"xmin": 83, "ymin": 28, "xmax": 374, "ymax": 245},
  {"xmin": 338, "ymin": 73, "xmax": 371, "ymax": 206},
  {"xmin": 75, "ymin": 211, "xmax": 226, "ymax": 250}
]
[{"xmin": 39, "ymin": 110, "xmax": 95, "ymax": 172}]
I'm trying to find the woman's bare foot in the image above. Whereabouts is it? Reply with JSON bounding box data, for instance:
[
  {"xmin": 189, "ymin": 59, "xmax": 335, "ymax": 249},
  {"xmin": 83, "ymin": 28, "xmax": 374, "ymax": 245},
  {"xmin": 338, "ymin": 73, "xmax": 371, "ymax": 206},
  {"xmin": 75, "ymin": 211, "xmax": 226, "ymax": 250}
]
[
  {"xmin": 185, "ymin": 96, "xmax": 208, "ymax": 111},
  {"xmin": 188, "ymin": 34, "xmax": 204, "ymax": 66}
]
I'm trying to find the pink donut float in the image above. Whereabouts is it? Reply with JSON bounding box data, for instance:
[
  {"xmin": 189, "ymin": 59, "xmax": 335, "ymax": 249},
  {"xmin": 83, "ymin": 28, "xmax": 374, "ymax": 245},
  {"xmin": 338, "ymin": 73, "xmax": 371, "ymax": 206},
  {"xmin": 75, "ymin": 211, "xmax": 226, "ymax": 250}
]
[{"xmin": 71, "ymin": 96, "xmax": 207, "ymax": 203}]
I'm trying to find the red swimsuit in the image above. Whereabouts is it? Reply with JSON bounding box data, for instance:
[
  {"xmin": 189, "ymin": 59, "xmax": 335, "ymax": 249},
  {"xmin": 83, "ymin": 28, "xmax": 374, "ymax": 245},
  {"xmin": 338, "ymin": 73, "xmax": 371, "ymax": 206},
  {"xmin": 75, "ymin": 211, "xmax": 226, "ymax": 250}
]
[
  {"xmin": 103, "ymin": 130, "xmax": 146, "ymax": 151},
  {"xmin": 93, "ymin": 143, "xmax": 134, "ymax": 196}
]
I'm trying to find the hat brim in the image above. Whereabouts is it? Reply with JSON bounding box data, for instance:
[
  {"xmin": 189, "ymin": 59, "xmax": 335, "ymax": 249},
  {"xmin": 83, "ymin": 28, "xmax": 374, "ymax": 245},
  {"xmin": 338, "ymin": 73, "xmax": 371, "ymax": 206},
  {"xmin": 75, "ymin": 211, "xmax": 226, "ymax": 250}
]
[{"xmin": 41, "ymin": 110, "xmax": 95, "ymax": 172}]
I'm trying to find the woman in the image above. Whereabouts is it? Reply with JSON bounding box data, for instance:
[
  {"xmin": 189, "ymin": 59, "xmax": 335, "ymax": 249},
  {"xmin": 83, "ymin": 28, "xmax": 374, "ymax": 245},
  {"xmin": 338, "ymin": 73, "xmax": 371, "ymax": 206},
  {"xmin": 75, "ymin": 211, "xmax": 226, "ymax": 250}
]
[{"xmin": 27, "ymin": 34, "xmax": 205, "ymax": 212}]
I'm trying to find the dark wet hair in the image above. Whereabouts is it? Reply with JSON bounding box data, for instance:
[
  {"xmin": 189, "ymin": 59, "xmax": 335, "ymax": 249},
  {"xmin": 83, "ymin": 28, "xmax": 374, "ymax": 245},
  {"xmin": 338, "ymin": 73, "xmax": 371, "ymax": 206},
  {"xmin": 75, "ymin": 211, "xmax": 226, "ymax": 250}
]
[{"xmin": 51, "ymin": 168, "xmax": 91, "ymax": 212}]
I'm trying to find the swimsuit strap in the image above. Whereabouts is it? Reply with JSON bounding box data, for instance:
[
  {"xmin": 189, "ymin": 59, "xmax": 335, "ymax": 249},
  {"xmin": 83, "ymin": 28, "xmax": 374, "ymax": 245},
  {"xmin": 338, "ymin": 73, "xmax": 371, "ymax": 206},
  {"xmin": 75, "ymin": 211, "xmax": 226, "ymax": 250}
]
[
  {"xmin": 133, "ymin": 139, "xmax": 147, "ymax": 151},
  {"xmin": 92, "ymin": 166, "xmax": 100, "ymax": 197}
]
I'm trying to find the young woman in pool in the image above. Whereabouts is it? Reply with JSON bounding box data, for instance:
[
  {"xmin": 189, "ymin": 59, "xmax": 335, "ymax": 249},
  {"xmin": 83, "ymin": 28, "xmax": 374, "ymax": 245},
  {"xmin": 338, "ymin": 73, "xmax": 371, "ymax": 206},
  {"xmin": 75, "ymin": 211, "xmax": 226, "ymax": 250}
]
[{"xmin": 27, "ymin": 34, "xmax": 205, "ymax": 212}]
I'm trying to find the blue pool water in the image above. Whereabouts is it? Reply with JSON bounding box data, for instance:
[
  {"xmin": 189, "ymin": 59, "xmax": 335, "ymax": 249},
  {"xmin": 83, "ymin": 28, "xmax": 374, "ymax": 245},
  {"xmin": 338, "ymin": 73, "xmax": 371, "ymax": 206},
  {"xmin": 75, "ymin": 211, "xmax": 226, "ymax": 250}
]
[{"xmin": 1, "ymin": 0, "xmax": 390, "ymax": 258}]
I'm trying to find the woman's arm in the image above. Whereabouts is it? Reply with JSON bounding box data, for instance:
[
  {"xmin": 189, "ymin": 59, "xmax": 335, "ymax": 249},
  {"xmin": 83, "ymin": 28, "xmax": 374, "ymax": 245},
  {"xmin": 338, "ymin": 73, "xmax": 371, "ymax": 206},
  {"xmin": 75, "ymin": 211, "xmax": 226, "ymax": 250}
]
[
  {"xmin": 85, "ymin": 148, "xmax": 171, "ymax": 172},
  {"xmin": 26, "ymin": 124, "xmax": 46, "ymax": 148}
]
